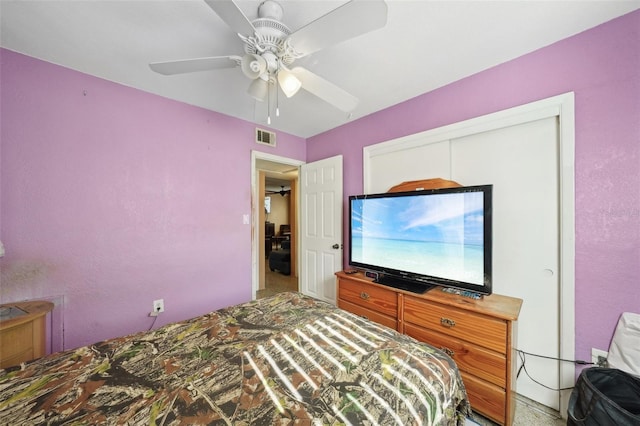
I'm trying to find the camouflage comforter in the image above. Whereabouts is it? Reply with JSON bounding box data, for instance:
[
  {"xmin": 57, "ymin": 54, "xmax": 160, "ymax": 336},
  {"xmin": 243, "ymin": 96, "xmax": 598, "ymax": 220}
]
[{"xmin": 0, "ymin": 292, "xmax": 470, "ymax": 425}]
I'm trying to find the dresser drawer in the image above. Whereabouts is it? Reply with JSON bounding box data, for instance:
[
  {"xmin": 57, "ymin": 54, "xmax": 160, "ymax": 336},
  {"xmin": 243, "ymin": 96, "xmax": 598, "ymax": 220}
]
[
  {"xmin": 1, "ymin": 349, "xmax": 35, "ymax": 369},
  {"xmin": 0, "ymin": 321, "xmax": 34, "ymax": 360},
  {"xmin": 461, "ymin": 371, "xmax": 507, "ymax": 425},
  {"xmin": 338, "ymin": 278, "xmax": 397, "ymax": 318},
  {"xmin": 405, "ymin": 323, "xmax": 506, "ymax": 388},
  {"xmin": 404, "ymin": 296, "xmax": 507, "ymax": 354},
  {"xmin": 0, "ymin": 301, "xmax": 54, "ymax": 369},
  {"xmin": 338, "ymin": 299, "xmax": 398, "ymax": 330}
]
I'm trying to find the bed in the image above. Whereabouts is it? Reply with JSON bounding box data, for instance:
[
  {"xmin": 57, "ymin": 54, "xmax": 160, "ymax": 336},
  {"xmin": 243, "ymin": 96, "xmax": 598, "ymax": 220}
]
[{"xmin": 0, "ymin": 292, "xmax": 470, "ymax": 425}]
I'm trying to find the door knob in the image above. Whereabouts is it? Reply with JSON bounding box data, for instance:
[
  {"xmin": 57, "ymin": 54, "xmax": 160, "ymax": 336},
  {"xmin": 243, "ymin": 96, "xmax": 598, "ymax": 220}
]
[{"xmin": 332, "ymin": 243, "xmax": 341, "ymax": 249}]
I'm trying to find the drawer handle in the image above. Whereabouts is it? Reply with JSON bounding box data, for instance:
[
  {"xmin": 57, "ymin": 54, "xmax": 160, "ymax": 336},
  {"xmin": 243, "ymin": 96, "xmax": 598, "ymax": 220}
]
[
  {"xmin": 441, "ymin": 347, "xmax": 455, "ymax": 357},
  {"xmin": 440, "ymin": 317, "xmax": 456, "ymax": 328},
  {"xmin": 360, "ymin": 292, "xmax": 370, "ymax": 300}
]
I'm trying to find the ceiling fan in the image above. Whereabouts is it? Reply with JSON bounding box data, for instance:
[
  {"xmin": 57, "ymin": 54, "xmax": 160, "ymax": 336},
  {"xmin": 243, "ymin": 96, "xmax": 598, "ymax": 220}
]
[
  {"xmin": 266, "ymin": 186, "xmax": 290, "ymax": 196},
  {"xmin": 149, "ymin": 0, "xmax": 387, "ymax": 114}
]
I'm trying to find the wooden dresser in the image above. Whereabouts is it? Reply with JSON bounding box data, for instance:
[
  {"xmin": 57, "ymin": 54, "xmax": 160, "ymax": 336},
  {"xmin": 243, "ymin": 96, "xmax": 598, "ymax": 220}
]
[
  {"xmin": 336, "ymin": 271, "xmax": 522, "ymax": 425},
  {"xmin": 0, "ymin": 300, "xmax": 54, "ymax": 369}
]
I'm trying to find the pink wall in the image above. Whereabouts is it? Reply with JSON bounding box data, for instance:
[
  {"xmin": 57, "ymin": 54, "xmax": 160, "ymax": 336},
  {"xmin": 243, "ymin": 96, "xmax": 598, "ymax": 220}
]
[
  {"xmin": 1, "ymin": 10, "xmax": 638, "ymax": 368},
  {"xmin": 0, "ymin": 49, "xmax": 305, "ymax": 350},
  {"xmin": 308, "ymin": 10, "xmax": 640, "ymax": 368}
]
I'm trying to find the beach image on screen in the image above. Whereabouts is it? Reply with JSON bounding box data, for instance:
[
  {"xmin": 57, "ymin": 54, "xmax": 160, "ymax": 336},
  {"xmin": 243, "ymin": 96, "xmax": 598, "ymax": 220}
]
[{"xmin": 351, "ymin": 191, "xmax": 485, "ymax": 284}]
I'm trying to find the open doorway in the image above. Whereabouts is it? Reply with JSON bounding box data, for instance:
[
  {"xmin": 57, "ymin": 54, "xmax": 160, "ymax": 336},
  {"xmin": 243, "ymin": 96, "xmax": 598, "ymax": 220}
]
[
  {"xmin": 251, "ymin": 152, "xmax": 304, "ymax": 299},
  {"xmin": 260, "ymin": 175, "xmax": 296, "ymax": 298}
]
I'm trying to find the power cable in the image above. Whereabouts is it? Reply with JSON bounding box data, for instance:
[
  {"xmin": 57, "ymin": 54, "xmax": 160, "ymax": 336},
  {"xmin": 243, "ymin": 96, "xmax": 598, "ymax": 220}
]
[
  {"xmin": 148, "ymin": 314, "xmax": 159, "ymax": 331},
  {"xmin": 515, "ymin": 349, "xmax": 594, "ymax": 392}
]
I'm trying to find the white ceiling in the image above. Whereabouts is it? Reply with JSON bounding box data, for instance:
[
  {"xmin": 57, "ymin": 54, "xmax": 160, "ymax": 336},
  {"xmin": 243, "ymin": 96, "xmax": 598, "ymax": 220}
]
[{"xmin": 1, "ymin": 1, "xmax": 638, "ymax": 138}]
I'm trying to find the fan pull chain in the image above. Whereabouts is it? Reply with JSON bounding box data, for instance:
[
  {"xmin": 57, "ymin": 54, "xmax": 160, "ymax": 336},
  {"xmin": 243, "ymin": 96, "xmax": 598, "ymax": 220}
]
[
  {"xmin": 267, "ymin": 79, "xmax": 271, "ymax": 124},
  {"xmin": 267, "ymin": 80, "xmax": 271, "ymax": 125},
  {"xmin": 276, "ymin": 79, "xmax": 280, "ymax": 117}
]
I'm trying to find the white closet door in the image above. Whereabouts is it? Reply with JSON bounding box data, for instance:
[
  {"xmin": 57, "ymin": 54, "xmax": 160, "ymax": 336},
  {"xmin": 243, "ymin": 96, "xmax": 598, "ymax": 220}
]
[
  {"xmin": 365, "ymin": 140, "xmax": 451, "ymax": 194},
  {"xmin": 450, "ymin": 117, "xmax": 560, "ymax": 409}
]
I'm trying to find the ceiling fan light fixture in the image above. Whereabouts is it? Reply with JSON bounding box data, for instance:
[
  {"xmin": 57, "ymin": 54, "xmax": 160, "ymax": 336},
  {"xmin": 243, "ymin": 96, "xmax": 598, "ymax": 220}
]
[
  {"xmin": 241, "ymin": 54, "xmax": 267, "ymax": 79},
  {"xmin": 277, "ymin": 69, "xmax": 302, "ymax": 98},
  {"xmin": 247, "ymin": 78, "xmax": 269, "ymax": 101}
]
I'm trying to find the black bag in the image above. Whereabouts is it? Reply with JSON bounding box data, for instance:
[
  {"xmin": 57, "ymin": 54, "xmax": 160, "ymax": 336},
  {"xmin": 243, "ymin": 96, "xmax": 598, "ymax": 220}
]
[{"xmin": 567, "ymin": 367, "xmax": 640, "ymax": 425}]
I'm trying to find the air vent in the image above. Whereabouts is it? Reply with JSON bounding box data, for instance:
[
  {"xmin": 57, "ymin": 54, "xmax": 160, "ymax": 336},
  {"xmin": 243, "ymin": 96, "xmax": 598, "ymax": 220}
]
[{"xmin": 256, "ymin": 128, "xmax": 276, "ymax": 147}]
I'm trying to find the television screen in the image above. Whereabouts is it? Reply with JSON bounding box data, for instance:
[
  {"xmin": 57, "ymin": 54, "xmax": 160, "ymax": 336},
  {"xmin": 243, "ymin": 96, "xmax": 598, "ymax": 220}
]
[{"xmin": 349, "ymin": 185, "xmax": 492, "ymax": 295}]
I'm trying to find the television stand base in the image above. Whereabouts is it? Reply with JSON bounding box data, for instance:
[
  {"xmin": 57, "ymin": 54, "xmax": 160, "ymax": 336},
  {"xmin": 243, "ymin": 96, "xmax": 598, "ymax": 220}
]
[{"xmin": 374, "ymin": 275, "xmax": 434, "ymax": 294}]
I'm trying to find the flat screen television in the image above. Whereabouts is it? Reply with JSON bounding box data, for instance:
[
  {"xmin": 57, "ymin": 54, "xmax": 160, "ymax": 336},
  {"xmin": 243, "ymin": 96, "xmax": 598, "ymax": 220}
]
[{"xmin": 348, "ymin": 185, "xmax": 493, "ymax": 295}]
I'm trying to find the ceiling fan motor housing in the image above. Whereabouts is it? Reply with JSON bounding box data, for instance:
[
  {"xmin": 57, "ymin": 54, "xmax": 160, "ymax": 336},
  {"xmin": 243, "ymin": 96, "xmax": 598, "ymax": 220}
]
[
  {"xmin": 258, "ymin": 0, "xmax": 283, "ymax": 20},
  {"xmin": 242, "ymin": 1, "xmax": 296, "ymax": 68}
]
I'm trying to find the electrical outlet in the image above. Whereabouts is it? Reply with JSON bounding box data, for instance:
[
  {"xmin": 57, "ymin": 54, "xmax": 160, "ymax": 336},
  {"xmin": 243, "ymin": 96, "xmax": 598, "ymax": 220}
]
[
  {"xmin": 591, "ymin": 348, "xmax": 608, "ymax": 367},
  {"xmin": 150, "ymin": 299, "xmax": 164, "ymax": 317}
]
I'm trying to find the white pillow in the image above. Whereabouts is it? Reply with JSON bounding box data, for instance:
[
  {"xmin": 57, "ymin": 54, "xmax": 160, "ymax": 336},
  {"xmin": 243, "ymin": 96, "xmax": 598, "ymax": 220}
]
[{"xmin": 608, "ymin": 312, "xmax": 640, "ymax": 377}]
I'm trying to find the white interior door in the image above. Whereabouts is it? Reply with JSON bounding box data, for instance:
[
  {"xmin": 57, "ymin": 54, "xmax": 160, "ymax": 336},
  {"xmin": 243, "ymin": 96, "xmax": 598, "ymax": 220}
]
[
  {"xmin": 300, "ymin": 155, "xmax": 343, "ymax": 304},
  {"xmin": 451, "ymin": 117, "xmax": 560, "ymax": 409}
]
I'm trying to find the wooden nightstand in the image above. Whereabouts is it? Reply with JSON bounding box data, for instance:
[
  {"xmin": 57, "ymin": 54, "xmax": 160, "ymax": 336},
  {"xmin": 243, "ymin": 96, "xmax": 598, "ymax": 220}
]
[{"xmin": 0, "ymin": 300, "xmax": 54, "ymax": 369}]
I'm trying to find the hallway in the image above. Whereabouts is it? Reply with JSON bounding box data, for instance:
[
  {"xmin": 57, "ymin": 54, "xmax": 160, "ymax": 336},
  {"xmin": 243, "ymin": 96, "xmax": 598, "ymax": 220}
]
[{"xmin": 256, "ymin": 268, "xmax": 298, "ymax": 299}]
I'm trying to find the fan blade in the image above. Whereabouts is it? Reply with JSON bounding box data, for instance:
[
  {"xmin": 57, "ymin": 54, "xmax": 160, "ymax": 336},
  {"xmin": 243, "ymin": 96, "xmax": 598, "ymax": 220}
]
[
  {"xmin": 204, "ymin": 0, "xmax": 255, "ymax": 36},
  {"xmin": 288, "ymin": 0, "xmax": 387, "ymax": 57},
  {"xmin": 291, "ymin": 67, "xmax": 358, "ymax": 112},
  {"xmin": 149, "ymin": 56, "xmax": 240, "ymax": 75}
]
